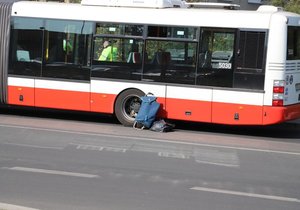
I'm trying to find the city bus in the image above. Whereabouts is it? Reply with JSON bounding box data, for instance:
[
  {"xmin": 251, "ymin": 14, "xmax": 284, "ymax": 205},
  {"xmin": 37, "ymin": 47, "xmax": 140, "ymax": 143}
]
[{"xmin": 0, "ymin": 0, "xmax": 300, "ymax": 126}]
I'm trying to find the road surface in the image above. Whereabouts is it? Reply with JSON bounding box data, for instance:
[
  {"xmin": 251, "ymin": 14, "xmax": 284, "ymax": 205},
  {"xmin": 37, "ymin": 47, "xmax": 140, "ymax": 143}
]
[{"xmin": 0, "ymin": 109, "xmax": 299, "ymax": 210}]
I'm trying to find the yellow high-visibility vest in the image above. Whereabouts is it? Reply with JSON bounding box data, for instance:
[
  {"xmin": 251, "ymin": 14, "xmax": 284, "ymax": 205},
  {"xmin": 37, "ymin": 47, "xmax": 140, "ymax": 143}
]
[{"xmin": 99, "ymin": 46, "xmax": 118, "ymax": 61}]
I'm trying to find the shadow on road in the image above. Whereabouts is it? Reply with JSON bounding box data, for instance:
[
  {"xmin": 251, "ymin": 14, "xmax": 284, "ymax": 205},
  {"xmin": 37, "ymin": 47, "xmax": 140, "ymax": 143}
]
[
  {"xmin": 1, "ymin": 106, "xmax": 299, "ymax": 141},
  {"xmin": 174, "ymin": 120, "xmax": 300, "ymax": 141}
]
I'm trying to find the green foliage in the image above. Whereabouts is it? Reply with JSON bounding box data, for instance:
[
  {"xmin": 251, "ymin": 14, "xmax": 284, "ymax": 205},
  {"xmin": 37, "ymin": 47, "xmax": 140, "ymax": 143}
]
[
  {"xmin": 270, "ymin": 0, "xmax": 300, "ymax": 14},
  {"xmin": 270, "ymin": 0, "xmax": 285, "ymax": 7},
  {"xmin": 285, "ymin": 0, "xmax": 300, "ymax": 14}
]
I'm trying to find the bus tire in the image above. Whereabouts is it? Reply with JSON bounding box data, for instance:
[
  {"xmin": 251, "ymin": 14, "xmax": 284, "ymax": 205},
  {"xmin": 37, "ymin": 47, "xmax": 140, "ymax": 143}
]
[{"xmin": 114, "ymin": 89, "xmax": 144, "ymax": 126}]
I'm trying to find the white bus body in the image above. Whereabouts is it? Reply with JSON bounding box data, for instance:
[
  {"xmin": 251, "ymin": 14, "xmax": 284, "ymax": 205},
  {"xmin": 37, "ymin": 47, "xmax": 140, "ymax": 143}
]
[{"xmin": 0, "ymin": 0, "xmax": 299, "ymax": 126}]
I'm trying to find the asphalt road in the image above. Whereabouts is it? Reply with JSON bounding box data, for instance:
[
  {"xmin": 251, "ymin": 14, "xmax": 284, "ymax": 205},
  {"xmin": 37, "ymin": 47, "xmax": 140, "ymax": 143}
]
[{"xmin": 0, "ymin": 108, "xmax": 299, "ymax": 210}]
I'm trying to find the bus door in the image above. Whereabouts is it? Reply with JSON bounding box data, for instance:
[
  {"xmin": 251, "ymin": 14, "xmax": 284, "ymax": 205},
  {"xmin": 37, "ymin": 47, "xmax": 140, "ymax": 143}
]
[
  {"xmin": 7, "ymin": 17, "xmax": 43, "ymax": 107},
  {"xmin": 230, "ymin": 30, "xmax": 266, "ymax": 124},
  {"xmin": 35, "ymin": 20, "xmax": 93, "ymax": 111},
  {"xmin": 197, "ymin": 28, "xmax": 235, "ymax": 123}
]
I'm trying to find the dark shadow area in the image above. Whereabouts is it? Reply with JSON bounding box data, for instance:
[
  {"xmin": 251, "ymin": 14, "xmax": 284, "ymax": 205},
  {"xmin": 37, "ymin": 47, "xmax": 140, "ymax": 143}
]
[
  {"xmin": 0, "ymin": 105, "xmax": 118, "ymax": 125},
  {"xmin": 0, "ymin": 105, "xmax": 299, "ymax": 141},
  {"xmin": 172, "ymin": 120, "xmax": 300, "ymax": 141}
]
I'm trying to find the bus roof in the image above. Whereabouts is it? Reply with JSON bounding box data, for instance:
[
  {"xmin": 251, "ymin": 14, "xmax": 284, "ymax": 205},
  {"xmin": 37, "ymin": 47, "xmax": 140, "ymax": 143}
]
[{"xmin": 11, "ymin": 1, "xmax": 300, "ymax": 29}]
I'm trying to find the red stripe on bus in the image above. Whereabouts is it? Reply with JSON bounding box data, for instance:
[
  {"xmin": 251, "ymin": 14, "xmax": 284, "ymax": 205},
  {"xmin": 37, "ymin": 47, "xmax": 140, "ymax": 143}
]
[
  {"xmin": 35, "ymin": 88, "xmax": 90, "ymax": 111},
  {"xmin": 8, "ymin": 86, "xmax": 35, "ymax": 106},
  {"xmin": 284, "ymin": 103, "xmax": 300, "ymax": 121},
  {"xmin": 91, "ymin": 92, "xmax": 116, "ymax": 114},
  {"xmin": 7, "ymin": 85, "xmax": 300, "ymax": 125},
  {"xmin": 263, "ymin": 104, "xmax": 300, "ymax": 125},
  {"xmin": 165, "ymin": 98, "xmax": 211, "ymax": 123},
  {"xmin": 212, "ymin": 102, "xmax": 264, "ymax": 125}
]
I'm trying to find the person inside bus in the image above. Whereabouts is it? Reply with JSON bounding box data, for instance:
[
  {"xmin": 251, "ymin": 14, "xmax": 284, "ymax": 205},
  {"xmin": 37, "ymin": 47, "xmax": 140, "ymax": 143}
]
[{"xmin": 98, "ymin": 40, "xmax": 118, "ymax": 61}]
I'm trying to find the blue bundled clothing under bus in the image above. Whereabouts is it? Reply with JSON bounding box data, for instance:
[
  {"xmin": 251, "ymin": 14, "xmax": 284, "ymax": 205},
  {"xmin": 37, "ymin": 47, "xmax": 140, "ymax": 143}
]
[{"xmin": 134, "ymin": 93, "xmax": 160, "ymax": 129}]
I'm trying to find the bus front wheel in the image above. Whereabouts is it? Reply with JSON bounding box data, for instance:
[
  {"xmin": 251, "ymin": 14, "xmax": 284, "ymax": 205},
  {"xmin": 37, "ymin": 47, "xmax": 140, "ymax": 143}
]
[{"xmin": 114, "ymin": 89, "xmax": 144, "ymax": 126}]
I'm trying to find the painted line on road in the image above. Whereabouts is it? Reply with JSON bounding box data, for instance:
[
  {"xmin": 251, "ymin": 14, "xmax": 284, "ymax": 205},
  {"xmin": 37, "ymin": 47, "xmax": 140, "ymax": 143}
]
[
  {"xmin": 190, "ymin": 186, "xmax": 300, "ymax": 203},
  {"xmin": 0, "ymin": 202, "xmax": 39, "ymax": 210},
  {"xmin": 194, "ymin": 160, "xmax": 239, "ymax": 167},
  {"xmin": 74, "ymin": 143, "xmax": 127, "ymax": 153},
  {"xmin": 1, "ymin": 142, "xmax": 64, "ymax": 150},
  {"xmin": 2, "ymin": 167, "xmax": 99, "ymax": 178},
  {"xmin": 0, "ymin": 123, "xmax": 300, "ymax": 156}
]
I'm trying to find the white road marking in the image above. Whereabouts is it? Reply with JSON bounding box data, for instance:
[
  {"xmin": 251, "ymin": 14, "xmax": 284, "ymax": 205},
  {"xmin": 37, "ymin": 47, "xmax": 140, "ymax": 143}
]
[
  {"xmin": 3, "ymin": 167, "xmax": 99, "ymax": 178},
  {"xmin": 158, "ymin": 152, "xmax": 189, "ymax": 159},
  {"xmin": 190, "ymin": 186, "xmax": 300, "ymax": 203},
  {"xmin": 194, "ymin": 148, "xmax": 240, "ymax": 167},
  {"xmin": 0, "ymin": 202, "xmax": 39, "ymax": 210},
  {"xmin": 194, "ymin": 160, "xmax": 239, "ymax": 167},
  {"xmin": 1, "ymin": 142, "xmax": 64, "ymax": 150},
  {"xmin": 0, "ymin": 123, "xmax": 300, "ymax": 156},
  {"xmin": 75, "ymin": 143, "xmax": 127, "ymax": 153}
]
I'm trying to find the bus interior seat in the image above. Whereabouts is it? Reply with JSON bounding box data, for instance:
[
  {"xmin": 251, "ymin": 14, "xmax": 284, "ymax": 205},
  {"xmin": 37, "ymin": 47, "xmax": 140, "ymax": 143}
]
[
  {"xmin": 127, "ymin": 52, "xmax": 141, "ymax": 63},
  {"xmin": 152, "ymin": 51, "xmax": 171, "ymax": 66}
]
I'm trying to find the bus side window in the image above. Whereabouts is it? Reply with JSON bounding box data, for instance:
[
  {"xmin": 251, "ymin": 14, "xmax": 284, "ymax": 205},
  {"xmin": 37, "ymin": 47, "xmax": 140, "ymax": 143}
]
[
  {"xmin": 42, "ymin": 19, "xmax": 92, "ymax": 80},
  {"xmin": 91, "ymin": 37, "xmax": 143, "ymax": 81},
  {"xmin": 144, "ymin": 40, "xmax": 196, "ymax": 84},
  {"xmin": 233, "ymin": 31, "xmax": 266, "ymax": 90},
  {"xmin": 197, "ymin": 28, "xmax": 235, "ymax": 88},
  {"xmin": 8, "ymin": 17, "xmax": 43, "ymax": 77}
]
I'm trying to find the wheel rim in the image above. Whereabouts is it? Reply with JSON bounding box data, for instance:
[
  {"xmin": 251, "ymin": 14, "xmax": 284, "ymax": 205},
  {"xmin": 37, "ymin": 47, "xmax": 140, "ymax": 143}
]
[{"xmin": 121, "ymin": 94, "xmax": 141, "ymax": 122}]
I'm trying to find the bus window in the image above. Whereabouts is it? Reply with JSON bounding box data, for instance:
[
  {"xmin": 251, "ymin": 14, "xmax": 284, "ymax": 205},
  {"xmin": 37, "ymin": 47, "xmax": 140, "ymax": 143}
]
[
  {"xmin": 95, "ymin": 23, "xmax": 144, "ymax": 36},
  {"xmin": 148, "ymin": 26, "xmax": 197, "ymax": 40},
  {"xmin": 197, "ymin": 28, "xmax": 235, "ymax": 87},
  {"xmin": 42, "ymin": 19, "xmax": 93, "ymax": 80},
  {"xmin": 91, "ymin": 37, "xmax": 143, "ymax": 80},
  {"xmin": 287, "ymin": 27, "xmax": 300, "ymax": 60},
  {"xmin": 9, "ymin": 17, "xmax": 43, "ymax": 77},
  {"xmin": 233, "ymin": 30, "xmax": 266, "ymax": 90},
  {"xmin": 144, "ymin": 40, "xmax": 196, "ymax": 84}
]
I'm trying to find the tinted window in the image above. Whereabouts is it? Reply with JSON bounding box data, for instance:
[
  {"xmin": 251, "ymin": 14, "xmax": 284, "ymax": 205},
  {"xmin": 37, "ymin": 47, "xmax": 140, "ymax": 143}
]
[
  {"xmin": 96, "ymin": 23, "xmax": 144, "ymax": 36},
  {"xmin": 287, "ymin": 26, "xmax": 300, "ymax": 60},
  {"xmin": 144, "ymin": 40, "xmax": 196, "ymax": 84},
  {"xmin": 233, "ymin": 30, "xmax": 266, "ymax": 90},
  {"xmin": 148, "ymin": 26, "xmax": 197, "ymax": 40},
  {"xmin": 197, "ymin": 28, "xmax": 235, "ymax": 87},
  {"xmin": 9, "ymin": 17, "xmax": 43, "ymax": 76},
  {"xmin": 91, "ymin": 37, "xmax": 143, "ymax": 80},
  {"xmin": 42, "ymin": 19, "xmax": 93, "ymax": 80},
  {"xmin": 235, "ymin": 31, "xmax": 265, "ymax": 71}
]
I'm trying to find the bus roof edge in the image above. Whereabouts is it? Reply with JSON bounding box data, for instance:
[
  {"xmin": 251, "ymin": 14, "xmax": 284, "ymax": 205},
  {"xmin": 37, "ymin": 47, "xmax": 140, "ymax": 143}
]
[{"xmin": 81, "ymin": 0, "xmax": 187, "ymax": 8}]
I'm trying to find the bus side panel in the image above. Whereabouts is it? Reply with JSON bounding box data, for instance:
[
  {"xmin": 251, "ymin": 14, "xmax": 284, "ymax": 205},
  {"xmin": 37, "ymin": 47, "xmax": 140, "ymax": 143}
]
[
  {"xmin": 165, "ymin": 86, "xmax": 212, "ymax": 122},
  {"xmin": 165, "ymin": 98, "xmax": 211, "ymax": 122},
  {"xmin": 212, "ymin": 90, "xmax": 264, "ymax": 125},
  {"xmin": 91, "ymin": 80, "xmax": 167, "ymax": 115},
  {"xmin": 283, "ymin": 103, "xmax": 300, "ymax": 121},
  {"xmin": 262, "ymin": 106, "xmax": 285, "ymax": 125},
  {"xmin": 7, "ymin": 77, "xmax": 35, "ymax": 107},
  {"xmin": 212, "ymin": 102, "xmax": 263, "ymax": 125},
  {"xmin": 35, "ymin": 80, "xmax": 90, "ymax": 111},
  {"xmin": 90, "ymin": 92, "xmax": 116, "ymax": 114},
  {"xmin": 263, "ymin": 104, "xmax": 300, "ymax": 125}
]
